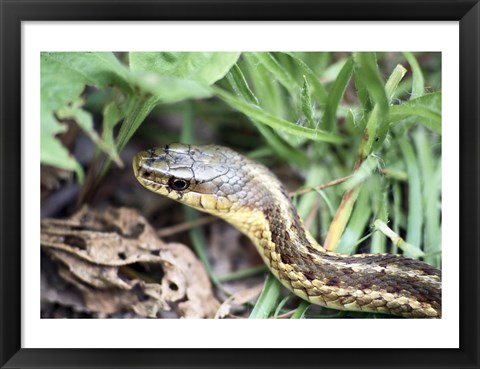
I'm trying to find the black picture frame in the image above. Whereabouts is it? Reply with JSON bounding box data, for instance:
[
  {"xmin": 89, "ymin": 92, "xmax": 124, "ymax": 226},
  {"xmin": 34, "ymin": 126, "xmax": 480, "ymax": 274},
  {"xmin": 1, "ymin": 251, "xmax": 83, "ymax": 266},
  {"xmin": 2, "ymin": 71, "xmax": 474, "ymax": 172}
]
[{"xmin": 1, "ymin": 1, "xmax": 479, "ymax": 368}]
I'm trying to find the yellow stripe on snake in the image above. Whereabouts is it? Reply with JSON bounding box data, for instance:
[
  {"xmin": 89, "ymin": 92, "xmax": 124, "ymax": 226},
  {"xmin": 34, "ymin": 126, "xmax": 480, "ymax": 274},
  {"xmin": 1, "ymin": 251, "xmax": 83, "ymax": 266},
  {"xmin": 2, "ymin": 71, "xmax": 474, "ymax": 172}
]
[{"xmin": 133, "ymin": 143, "xmax": 441, "ymax": 318}]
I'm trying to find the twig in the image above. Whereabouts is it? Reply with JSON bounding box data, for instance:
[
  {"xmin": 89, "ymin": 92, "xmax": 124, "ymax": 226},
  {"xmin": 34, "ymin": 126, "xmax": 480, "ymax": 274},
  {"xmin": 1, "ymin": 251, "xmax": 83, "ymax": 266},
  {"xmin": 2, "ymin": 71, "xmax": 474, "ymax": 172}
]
[
  {"xmin": 157, "ymin": 215, "xmax": 216, "ymax": 237},
  {"xmin": 290, "ymin": 175, "xmax": 353, "ymax": 197}
]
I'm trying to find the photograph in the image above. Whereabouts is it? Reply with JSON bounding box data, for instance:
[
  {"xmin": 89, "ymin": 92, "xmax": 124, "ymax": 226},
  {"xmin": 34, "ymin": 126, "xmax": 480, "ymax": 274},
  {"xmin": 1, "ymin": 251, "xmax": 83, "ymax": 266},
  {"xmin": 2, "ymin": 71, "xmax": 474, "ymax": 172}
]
[
  {"xmin": 40, "ymin": 51, "xmax": 442, "ymax": 320},
  {"xmin": 1, "ymin": 2, "xmax": 479, "ymax": 367}
]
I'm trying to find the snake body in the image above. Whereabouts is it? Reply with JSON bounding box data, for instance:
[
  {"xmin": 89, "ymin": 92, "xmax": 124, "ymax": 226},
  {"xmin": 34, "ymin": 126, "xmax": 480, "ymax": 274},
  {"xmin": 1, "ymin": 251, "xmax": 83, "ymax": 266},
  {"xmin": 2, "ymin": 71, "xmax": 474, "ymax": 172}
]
[{"xmin": 133, "ymin": 143, "xmax": 441, "ymax": 318}]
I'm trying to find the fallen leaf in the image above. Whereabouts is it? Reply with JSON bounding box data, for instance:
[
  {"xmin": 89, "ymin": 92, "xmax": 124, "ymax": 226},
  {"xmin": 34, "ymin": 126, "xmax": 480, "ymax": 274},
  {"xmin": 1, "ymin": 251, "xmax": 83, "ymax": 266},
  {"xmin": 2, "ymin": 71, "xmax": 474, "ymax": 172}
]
[
  {"xmin": 215, "ymin": 284, "xmax": 263, "ymax": 319},
  {"xmin": 41, "ymin": 206, "xmax": 220, "ymax": 318}
]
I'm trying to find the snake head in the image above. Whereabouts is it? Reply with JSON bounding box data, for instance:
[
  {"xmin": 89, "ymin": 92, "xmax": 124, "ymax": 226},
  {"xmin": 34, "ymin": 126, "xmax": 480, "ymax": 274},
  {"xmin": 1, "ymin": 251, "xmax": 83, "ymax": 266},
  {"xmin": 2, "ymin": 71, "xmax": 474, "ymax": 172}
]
[{"xmin": 133, "ymin": 143, "xmax": 247, "ymax": 213}]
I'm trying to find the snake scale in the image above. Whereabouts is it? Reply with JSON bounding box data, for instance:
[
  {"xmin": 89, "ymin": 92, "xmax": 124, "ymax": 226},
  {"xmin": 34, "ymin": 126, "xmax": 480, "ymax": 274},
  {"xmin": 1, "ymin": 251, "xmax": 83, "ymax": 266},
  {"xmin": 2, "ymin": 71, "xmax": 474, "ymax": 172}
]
[{"xmin": 133, "ymin": 143, "xmax": 441, "ymax": 318}]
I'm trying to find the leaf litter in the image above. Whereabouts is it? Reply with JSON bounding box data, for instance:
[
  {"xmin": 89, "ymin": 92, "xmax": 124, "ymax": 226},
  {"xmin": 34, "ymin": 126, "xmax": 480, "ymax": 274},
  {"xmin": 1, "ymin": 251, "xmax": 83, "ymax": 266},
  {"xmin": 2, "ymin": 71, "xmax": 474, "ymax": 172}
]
[{"xmin": 41, "ymin": 206, "xmax": 220, "ymax": 318}]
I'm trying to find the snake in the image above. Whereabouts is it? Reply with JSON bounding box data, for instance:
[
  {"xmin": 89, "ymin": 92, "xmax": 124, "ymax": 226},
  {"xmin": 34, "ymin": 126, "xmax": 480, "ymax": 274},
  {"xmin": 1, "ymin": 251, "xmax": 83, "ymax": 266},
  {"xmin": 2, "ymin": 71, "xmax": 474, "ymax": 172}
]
[{"xmin": 133, "ymin": 143, "xmax": 441, "ymax": 318}]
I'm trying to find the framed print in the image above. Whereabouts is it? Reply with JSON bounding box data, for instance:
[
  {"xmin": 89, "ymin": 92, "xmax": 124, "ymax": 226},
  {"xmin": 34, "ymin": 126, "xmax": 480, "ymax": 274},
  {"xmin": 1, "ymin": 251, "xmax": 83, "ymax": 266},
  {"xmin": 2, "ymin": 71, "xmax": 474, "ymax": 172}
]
[{"xmin": 1, "ymin": 0, "xmax": 479, "ymax": 368}]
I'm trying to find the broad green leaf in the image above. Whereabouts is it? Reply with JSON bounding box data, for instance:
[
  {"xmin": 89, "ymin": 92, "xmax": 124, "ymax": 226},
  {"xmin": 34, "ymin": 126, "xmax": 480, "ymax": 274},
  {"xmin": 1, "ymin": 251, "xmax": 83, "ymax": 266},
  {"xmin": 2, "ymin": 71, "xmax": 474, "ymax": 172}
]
[
  {"xmin": 132, "ymin": 73, "xmax": 213, "ymax": 104},
  {"xmin": 40, "ymin": 129, "xmax": 84, "ymax": 183},
  {"xmin": 57, "ymin": 103, "xmax": 123, "ymax": 167},
  {"xmin": 129, "ymin": 52, "xmax": 240, "ymax": 85},
  {"xmin": 128, "ymin": 52, "xmax": 240, "ymax": 104},
  {"xmin": 42, "ymin": 52, "xmax": 133, "ymax": 98},
  {"xmin": 41, "ymin": 52, "xmax": 132, "ymax": 181}
]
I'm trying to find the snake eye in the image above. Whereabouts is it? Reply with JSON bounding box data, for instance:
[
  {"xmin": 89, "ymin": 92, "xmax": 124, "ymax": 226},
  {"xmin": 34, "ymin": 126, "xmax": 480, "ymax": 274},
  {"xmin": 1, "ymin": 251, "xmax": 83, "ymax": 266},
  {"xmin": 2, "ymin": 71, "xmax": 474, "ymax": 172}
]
[{"xmin": 169, "ymin": 177, "xmax": 190, "ymax": 191}]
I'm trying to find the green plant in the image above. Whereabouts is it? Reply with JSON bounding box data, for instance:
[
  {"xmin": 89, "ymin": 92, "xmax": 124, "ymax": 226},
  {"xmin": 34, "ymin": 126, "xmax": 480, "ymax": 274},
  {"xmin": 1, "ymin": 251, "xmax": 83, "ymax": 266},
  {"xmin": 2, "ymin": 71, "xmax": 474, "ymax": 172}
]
[{"xmin": 41, "ymin": 52, "xmax": 442, "ymax": 319}]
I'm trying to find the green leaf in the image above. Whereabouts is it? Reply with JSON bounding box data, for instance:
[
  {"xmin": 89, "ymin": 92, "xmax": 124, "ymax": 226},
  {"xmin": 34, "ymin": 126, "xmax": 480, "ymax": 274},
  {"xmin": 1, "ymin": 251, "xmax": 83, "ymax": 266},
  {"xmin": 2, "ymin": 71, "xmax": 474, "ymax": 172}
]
[
  {"xmin": 385, "ymin": 64, "xmax": 408, "ymax": 103},
  {"xmin": 57, "ymin": 103, "xmax": 123, "ymax": 167},
  {"xmin": 214, "ymin": 87, "xmax": 346, "ymax": 144},
  {"xmin": 133, "ymin": 74, "xmax": 213, "ymax": 104},
  {"xmin": 129, "ymin": 52, "xmax": 240, "ymax": 84},
  {"xmin": 41, "ymin": 52, "xmax": 132, "ymax": 181},
  {"xmin": 101, "ymin": 101, "xmax": 125, "ymax": 158},
  {"xmin": 249, "ymin": 273, "xmax": 282, "ymax": 319},
  {"xmin": 399, "ymin": 138, "xmax": 423, "ymax": 253},
  {"xmin": 336, "ymin": 188, "xmax": 371, "ymax": 254},
  {"xmin": 227, "ymin": 66, "xmax": 308, "ymax": 166},
  {"xmin": 284, "ymin": 52, "xmax": 328, "ymax": 106},
  {"xmin": 228, "ymin": 64, "xmax": 259, "ymax": 105},
  {"xmin": 127, "ymin": 52, "xmax": 240, "ymax": 104},
  {"xmin": 321, "ymin": 58, "xmax": 349, "ymax": 83},
  {"xmin": 291, "ymin": 301, "xmax": 310, "ymax": 319},
  {"xmin": 414, "ymin": 129, "xmax": 441, "ymax": 266},
  {"xmin": 321, "ymin": 57, "xmax": 354, "ymax": 131},
  {"xmin": 42, "ymin": 52, "xmax": 133, "ymax": 99},
  {"xmin": 353, "ymin": 52, "xmax": 389, "ymax": 145},
  {"xmin": 341, "ymin": 155, "xmax": 380, "ymax": 191},
  {"xmin": 369, "ymin": 176, "xmax": 389, "ymax": 254},
  {"xmin": 40, "ymin": 129, "xmax": 84, "ymax": 183},
  {"xmin": 388, "ymin": 92, "xmax": 441, "ymax": 133},
  {"xmin": 372, "ymin": 219, "xmax": 424, "ymax": 258},
  {"xmin": 249, "ymin": 52, "xmax": 299, "ymax": 98},
  {"xmin": 301, "ymin": 75, "xmax": 316, "ymax": 128},
  {"xmin": 403, "ymin": 52, "xmax": 425, "ymax": 98}
]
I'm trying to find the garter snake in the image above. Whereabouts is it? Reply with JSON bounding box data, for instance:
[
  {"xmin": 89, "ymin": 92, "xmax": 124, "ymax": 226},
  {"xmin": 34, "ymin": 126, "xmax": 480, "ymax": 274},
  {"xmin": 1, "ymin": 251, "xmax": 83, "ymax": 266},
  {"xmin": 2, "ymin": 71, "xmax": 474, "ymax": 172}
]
[{"xmin": 133, "ymin": 143, "xmax": 441, "ymax": 318}]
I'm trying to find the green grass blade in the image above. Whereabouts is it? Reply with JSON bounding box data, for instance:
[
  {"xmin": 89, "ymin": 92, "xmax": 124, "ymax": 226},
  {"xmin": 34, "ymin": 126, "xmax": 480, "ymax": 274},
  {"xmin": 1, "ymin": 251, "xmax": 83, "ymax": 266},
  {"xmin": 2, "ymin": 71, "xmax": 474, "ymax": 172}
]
[
  {"xmin": 403, "ymin": 52, "xmax": 425, "ymax": 98},
  {"xmin": 213, "ymin": 87, "xmax": 346, "ymax": 144},
  {"xmin": 391, "ymin": 181, "xmax": 403, "ymax": 254},
  {"xmin": 284, "ymin": 52, "xmax": 328, "ymax": 106},
  {"xmin": 242, "ymin": 53, "xmax": 287, "ymax": 118},
  {"xmin": 414, "ymin": 129, "xmax": 441, "ymax": 266},
  {"xmin": 389, "ymin": 105, "xmax": 441, "ymax": 134},
  {"xmin": 226, "ymin": 65, "xmax": 308, "ymax": 166},
  {"xmin": 227, "ymin": 64, "xmax": 259, "ymax": 105},
  {"xmin": 336, "ymin": 188, "xmax": 371, "ymax": 254},
  {"xmin": 353, "ymin": 52, "xmax": 389, "ymax": 144},
  {"xmin": 249, "ymin": 273, "xmax": 282, "ymax": 319},
  {"xmin": 250, "ymin": 52, "xmax": 299, "ymax": 99},
  {"xmin": 291, "ymin": 301, "xmax": 310, "ymax": 319},
  {"xmin": 385, "ymin": 64, "xmax": 408, "ymax": 103},
  {"xmin": 321, "ymin": 57, "xmax": 354, "ymax": 131},
  {"xmin": 369, "ymin": 176, "xmax": 389, "ymax": 254},
  {"xmin": 399, "ymin": 137, "xmax": 424, "ymax": 253},
  {"xmin": 301, "ymin": 75, "xmax": 316, "ymax": 128},
  {"xmin": 373, "ymin": 220, "xmax": 424, "ymax": 258}
]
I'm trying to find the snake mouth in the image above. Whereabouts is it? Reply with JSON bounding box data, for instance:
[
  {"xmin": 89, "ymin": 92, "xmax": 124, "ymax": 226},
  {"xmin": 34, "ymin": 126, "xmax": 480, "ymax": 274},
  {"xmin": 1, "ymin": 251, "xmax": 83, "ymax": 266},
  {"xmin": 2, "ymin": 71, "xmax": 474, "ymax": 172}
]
[
  {"xmin": 132, "ymin": 150, "xmax": 151, "ymax": 180},
  {"xmin": 132, "ymin": 150, "xmax": 166, "ymax": 189},
  {"xmin": 132, "ymin": 150, "xmax": 148, "ymax": 178}
]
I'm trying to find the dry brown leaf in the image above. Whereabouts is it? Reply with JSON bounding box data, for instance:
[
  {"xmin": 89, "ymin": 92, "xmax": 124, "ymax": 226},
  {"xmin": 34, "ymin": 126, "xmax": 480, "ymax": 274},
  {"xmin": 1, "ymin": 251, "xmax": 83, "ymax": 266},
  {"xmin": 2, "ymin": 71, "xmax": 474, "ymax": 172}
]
[
  {"xmin": 214, "ymin": 284, "xmax": 263, "ymax": 319},
  {"xmin": 41, "ymin": 206, "xmax": 220, "ymax": 318}
]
